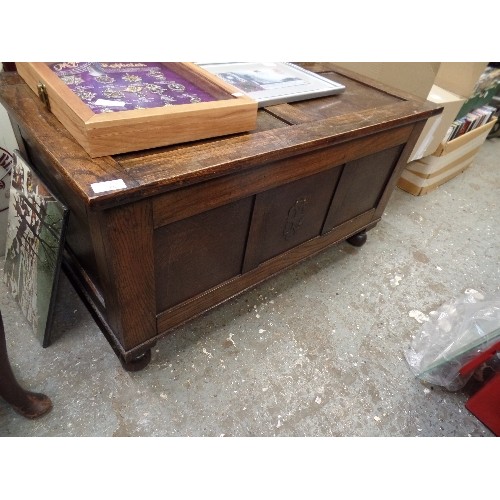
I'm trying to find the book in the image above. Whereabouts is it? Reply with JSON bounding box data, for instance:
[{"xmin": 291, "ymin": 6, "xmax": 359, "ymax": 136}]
[{"xmin": 444, "ymin": 104, "xmax": 496, "ymax": 144}]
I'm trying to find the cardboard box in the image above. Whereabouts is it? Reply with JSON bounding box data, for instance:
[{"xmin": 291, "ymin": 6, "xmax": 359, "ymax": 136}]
[
  {"xmin": 408, "ymin": 85, "xmax": 466, "ymax": 162},
  {"xmin": 435, "ymin": 62, "xmax": 488, "ymax": 99},
  {"xmin": 456, "ymin": 82, "xmax": 500, "ymax": 119},
  {"xmin": 332, "ymin": 62, "xmax": 441, "ymax": 99},
  {"xmin": 333, "ymin": 62, "xmax": 488, "ymax": 101},
  {"xmin": 398, "ymin": 117, "xmax": 497, "ymax": 196}
]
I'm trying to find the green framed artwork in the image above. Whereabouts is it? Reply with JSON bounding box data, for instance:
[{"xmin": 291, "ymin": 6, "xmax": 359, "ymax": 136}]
[{"xmin": 3, "ymin": 151, "xmax": 69, "ymax": 347}]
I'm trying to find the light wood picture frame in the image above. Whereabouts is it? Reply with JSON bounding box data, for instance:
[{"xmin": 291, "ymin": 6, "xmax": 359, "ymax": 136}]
[{"xmin": 16, "ymin": 62, "xmax": 258, "ymax": 157}]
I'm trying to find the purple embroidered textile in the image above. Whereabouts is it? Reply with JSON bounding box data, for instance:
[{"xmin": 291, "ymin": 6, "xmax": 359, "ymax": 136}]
[{"xmin": 50, "ymin": 62, "xmax": 217, "ymax": 113}]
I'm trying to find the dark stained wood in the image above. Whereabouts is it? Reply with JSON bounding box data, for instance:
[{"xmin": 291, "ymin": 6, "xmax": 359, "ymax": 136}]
[
  {"xmin": 62, "ymin": 250, "xmax": 156, "ymax": 363},
  {"xmin": 0, "ymin": 70, "xmax": 441, "ymax": 211},
  {"xmin": 152, "ymin": 124, "xmax": 414, "ymax": 227},
  {"xmin": 114, "ymin": 100, "xmax": 436, "ymax": 200},
  {"xmin": 0, "ymin": 63, "xmax": 444, "ymax": 366},
  {"xmin": 65, "ymin": 209, "xmax": 101, "ymax": 291},
  {"xmin": 264, "ymin": 103, "xmax": 320, "ymax": 124},
  {"xmin": 88, "ymin": 199, "xmax": 156, "ymax": 350},
  {"xmin": 243, "ymin": 167, "xmax": 342, "ymax": 272},
  {"xmin": 346, "ymin": 230, "xmax": 368, "ymax": 247},
  {"xmin": 1, "ymin": 81, "xmax": 141, "ymax": 208},
  {"xmin": 269, "ymin": 72, "xmax": 402, "ymax": 124},
  {"xmin": 157, "ymin": 210, "xmax": 376, "ymax": 334},
  {"xmin": 252, "ymin": 110, "xmax": 289, "ymax": 132},
  {"xmin": 119, "ymin": 349, "xmax": 152, "ymax": 372},
  {"xmin": 1, "ymin": 62, "xmax": 17, "ymax": 72},
  {"xmin": 322, "ymin": 145, "xmax": 404, "ymax": 233},
  {"xmin": 155, "ymin": 197, "xmax": 253, "ymax": 311},
  {"xmin": 8, "ymin": 120, "xmax": 28, "ymax": 160},
  {"xmin": 373, "ymin": 120, "xmax": 427, "ymax": 219}
]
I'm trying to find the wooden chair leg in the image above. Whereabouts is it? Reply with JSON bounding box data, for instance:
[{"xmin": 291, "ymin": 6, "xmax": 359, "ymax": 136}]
[{"xmin": 0, "ymin": 310, "xmax": 52, "ymax": 419}]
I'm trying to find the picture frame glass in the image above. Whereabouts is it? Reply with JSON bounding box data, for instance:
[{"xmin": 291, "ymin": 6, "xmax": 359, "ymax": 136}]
[
  {"xmin": 3, "ymin": 151, "xmax": 69, "ymax": 347},
  {"xmin": 48, "ymin": 62, "xmax": 226, "ymax": 114},
  {"xmin": 198, "ymin": 62, "xmax": 346, "ymax": 107}
]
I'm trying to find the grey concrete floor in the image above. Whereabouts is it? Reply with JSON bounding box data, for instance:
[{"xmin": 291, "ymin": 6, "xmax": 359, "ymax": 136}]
[{"xmin": 0, "ymin": 138, "xmax": 499, "ymax": 437}]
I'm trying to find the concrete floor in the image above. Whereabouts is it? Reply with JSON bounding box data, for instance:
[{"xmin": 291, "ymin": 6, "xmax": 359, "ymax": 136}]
[{"xmin": 0, "ymin": 137, "xmax": 499, "ymax": 437}]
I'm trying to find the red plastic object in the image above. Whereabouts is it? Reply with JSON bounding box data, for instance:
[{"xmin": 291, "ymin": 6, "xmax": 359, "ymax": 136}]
[
  {"xmin": 465, "ymin": 374, "xmax": 500, "ymax": 436},
  {"xmin": 459, "ymin": 341, "xmax": 500, "ymax": 377},
  {"xmin": 460, "ymin": 341, "xmax": 500, "ymax": 436}
]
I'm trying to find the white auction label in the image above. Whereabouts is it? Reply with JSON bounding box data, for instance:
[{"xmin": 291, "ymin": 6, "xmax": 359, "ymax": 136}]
[
  {"xmin": 91, "ymin": 179, "xmax": 127, "ymax": 193},
  {"xmin": 94, "ymin": 99, "xmax": 126, "ymax": 107}
]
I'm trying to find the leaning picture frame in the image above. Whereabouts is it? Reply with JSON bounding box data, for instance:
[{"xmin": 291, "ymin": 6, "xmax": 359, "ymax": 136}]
[
  {"xmin": 198, "ymin": 62, "xmax": 346, "ymax": 107},
  {"xmin": 3, "ymin": 151, "xmax": 69, "ymax": 347}
]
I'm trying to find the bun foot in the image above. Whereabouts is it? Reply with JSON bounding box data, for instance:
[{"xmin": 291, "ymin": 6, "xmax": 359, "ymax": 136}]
[
  {"xmin": 10, "ymin": 391, "xmax": 53, "ymax": 419},
  {"xmin": 119, "ymin": 348, "xmax": 152, "ymax": 372},
  {"xmin": 347, "ymin": 230, "xmax": 367, "ymax": 247}
]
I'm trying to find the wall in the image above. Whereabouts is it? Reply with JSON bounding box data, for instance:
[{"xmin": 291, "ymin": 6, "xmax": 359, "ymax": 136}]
[{"xmin": 0, "ymin": 63, "xmax": 20, "ymax": 255}]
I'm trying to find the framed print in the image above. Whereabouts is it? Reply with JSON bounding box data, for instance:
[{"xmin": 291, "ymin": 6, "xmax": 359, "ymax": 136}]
[
  {"xmin": 0, "ymin": 147, "xmax": 14, "ymax": 254},
  {"xmin": 3, "ymin": 151, "xmax": 69, "ymax": 347},
  {"xmin": 198, "ymin": 62, "xmax": 346, "ymax": 107},
  {"xmin": 15, "ymin": 62, "xmax": 258, "ymax": 157}
]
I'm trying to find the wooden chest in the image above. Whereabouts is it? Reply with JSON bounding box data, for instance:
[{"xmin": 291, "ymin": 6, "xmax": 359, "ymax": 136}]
[{"xmin": 0, "ymin": 63, "xmax": 441, "ymax": 370}]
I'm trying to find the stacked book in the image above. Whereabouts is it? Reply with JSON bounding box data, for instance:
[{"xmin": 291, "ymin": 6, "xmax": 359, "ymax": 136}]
[{"xmin": 444, "ymin": 105, "xmax": 496, "ymax": 143}]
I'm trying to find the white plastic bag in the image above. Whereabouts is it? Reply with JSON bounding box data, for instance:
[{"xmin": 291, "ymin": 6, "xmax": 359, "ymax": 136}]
[{"xmin": 404, "ymin": 289, "xmax": 500, "ymax": 391}]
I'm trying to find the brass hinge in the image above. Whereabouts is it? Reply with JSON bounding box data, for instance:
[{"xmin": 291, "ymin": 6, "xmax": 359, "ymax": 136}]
[{"xmin": 37, "ymin": 82, "xmax": 51, "ymax": 112}]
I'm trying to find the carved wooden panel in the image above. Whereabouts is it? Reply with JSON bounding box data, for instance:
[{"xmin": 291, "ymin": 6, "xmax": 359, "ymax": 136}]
[
  {"xmin": 322, "ymin": 144, "xmax": 404, "ymax": 233},
  {"xmin": 243, "ymin": 166, "xmax": 342, "ymax": 271},
  {"xmin": 154, "ymin": 197, "xmax": 253, "ymax": 311}
]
